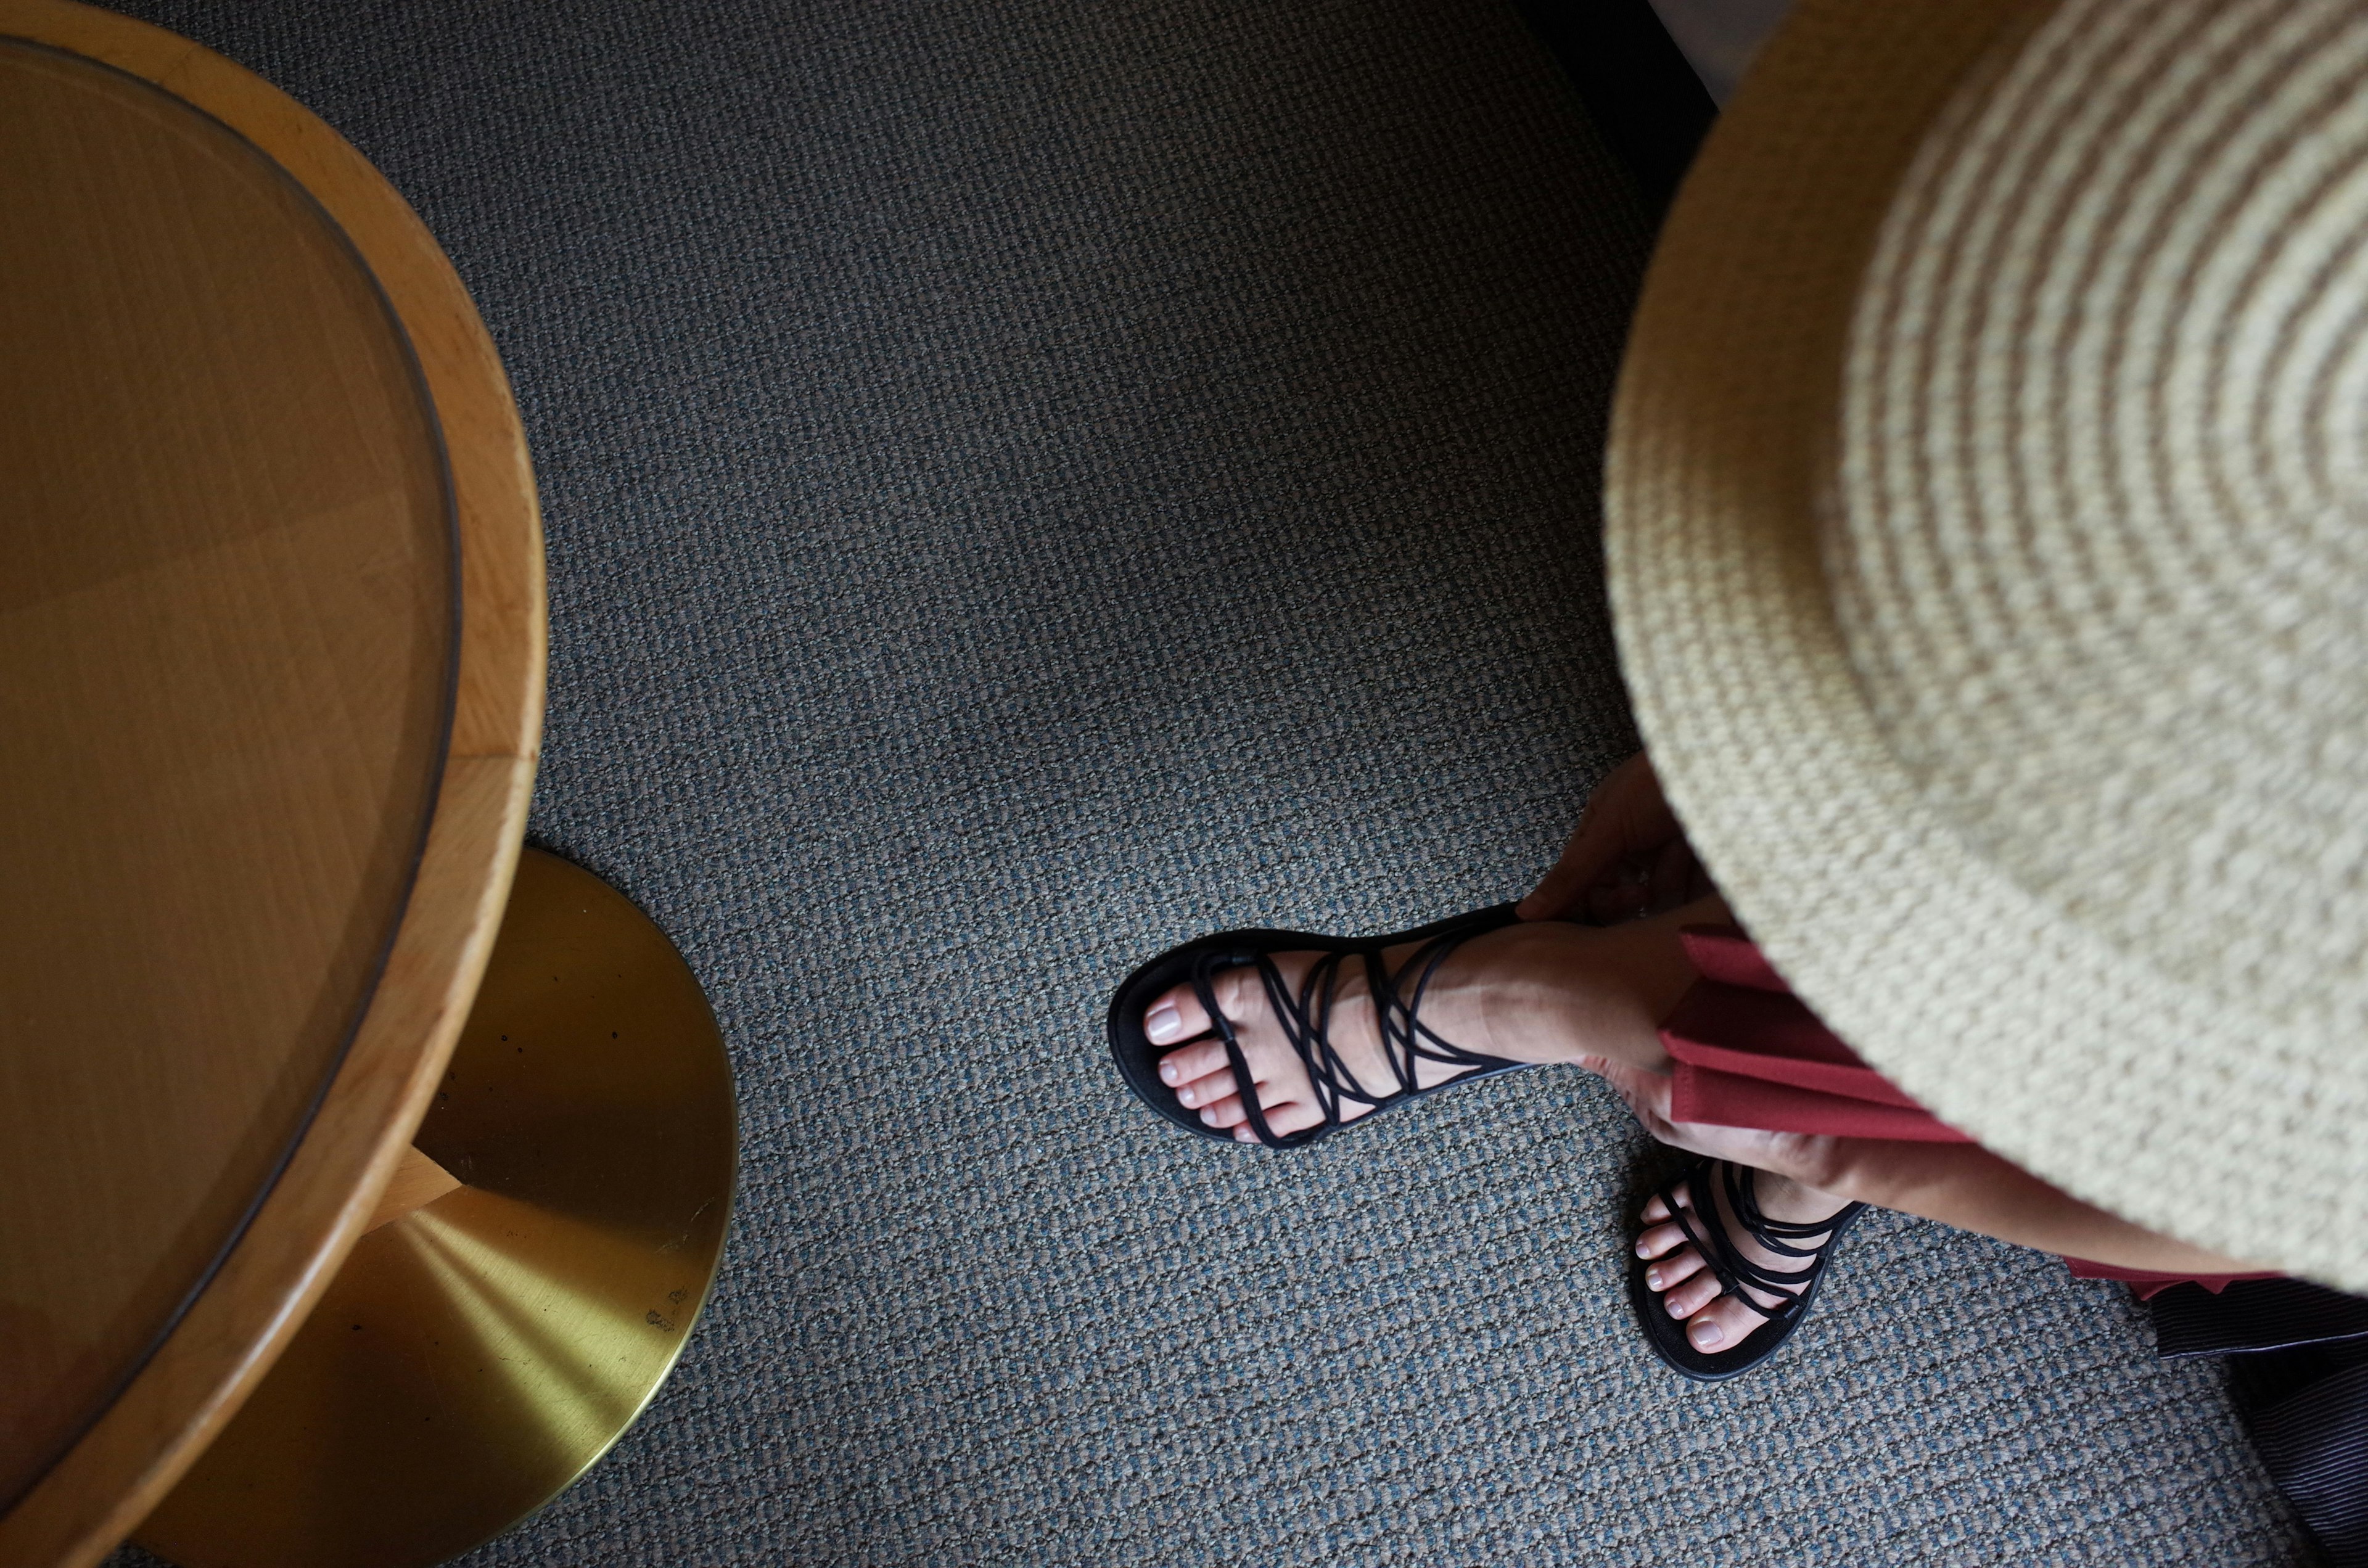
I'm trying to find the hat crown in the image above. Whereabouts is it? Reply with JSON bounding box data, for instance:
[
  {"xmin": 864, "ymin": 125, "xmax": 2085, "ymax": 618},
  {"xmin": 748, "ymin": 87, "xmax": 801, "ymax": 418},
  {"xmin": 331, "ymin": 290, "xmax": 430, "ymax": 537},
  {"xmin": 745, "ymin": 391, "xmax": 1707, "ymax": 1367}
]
[{"xmin": 1828, "ymin": 0, "xmax": 2368, "ymax": 1034}]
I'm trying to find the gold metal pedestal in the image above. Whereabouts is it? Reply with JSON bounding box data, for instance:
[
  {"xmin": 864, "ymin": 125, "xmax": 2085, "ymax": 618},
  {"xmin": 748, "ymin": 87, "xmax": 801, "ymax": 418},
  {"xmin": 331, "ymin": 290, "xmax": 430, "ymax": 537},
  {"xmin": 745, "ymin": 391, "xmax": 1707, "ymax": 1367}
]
[{"xmin": 133, "ymin": 850, "xmax": 738, "ymax": 1568}]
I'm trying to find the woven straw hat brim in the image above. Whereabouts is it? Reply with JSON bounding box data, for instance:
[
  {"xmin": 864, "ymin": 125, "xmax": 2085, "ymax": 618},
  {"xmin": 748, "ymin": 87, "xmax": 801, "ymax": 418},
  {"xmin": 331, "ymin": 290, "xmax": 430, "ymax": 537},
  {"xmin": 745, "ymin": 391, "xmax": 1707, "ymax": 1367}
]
[{"xmin": 1608, "ymin": 0, "xmax": 2368, "ymax": 1287}]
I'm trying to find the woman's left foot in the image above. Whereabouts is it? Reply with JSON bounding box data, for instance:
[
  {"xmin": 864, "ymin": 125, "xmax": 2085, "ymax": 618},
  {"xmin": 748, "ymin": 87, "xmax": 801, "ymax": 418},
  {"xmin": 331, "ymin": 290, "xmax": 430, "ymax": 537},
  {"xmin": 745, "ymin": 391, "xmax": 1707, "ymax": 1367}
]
[{"xmin": 1635, "ymin": 1167, "xmax": 1857, "ymax": 1353}]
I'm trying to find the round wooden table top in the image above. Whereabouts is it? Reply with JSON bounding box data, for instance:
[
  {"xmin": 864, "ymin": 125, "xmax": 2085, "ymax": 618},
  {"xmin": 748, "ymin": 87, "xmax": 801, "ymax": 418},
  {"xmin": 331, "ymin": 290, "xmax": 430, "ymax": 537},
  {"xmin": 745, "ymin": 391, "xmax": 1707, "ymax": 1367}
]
[{"xmin": 0, "ymin": 6, "xmax": 544, "ymax": 1565}]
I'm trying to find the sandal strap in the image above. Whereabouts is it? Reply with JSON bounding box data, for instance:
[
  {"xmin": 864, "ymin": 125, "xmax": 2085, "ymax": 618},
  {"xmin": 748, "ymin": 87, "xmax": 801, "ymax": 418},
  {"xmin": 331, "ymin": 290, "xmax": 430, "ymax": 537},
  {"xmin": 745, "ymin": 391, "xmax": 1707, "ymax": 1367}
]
[
  {"xmin": 1191, "ymin": 922, "xmax": 1510, "ymax": 1149},
  {"xmin": 1659, "ymin": 1162, "xmax": 1863, "ymax": 1321}
]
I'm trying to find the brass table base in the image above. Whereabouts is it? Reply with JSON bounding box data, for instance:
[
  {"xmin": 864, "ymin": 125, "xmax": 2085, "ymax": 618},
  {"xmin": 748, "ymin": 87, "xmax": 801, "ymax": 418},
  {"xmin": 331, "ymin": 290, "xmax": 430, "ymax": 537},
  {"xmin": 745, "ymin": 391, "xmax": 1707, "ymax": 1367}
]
[{"xmin": 134, "ymin": 850, "xmax": 738, "ymax": 1568}]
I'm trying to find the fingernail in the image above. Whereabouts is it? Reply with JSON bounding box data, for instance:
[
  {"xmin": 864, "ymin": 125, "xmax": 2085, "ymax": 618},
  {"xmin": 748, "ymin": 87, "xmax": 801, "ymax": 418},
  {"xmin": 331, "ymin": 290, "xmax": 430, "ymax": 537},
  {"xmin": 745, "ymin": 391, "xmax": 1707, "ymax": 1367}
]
[
  {"xmin": 1693, "ymin": 1321, "xmax": 1724, "ymax": 1347},
  {"xmin": 1146, "ymin": 1004, "xmax": 1182, "ymax": 1043},
  {"xmin": 1159, "ymin": 1062, "xmax": 1180, "ymax": 1084}
]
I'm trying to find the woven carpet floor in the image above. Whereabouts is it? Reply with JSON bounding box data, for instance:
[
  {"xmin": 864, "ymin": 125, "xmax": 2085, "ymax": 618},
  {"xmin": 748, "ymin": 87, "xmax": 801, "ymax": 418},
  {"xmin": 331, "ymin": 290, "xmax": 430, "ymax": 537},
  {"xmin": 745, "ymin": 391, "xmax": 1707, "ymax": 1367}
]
[{"xmin": 101, "ymin": 1, "xmax": 2309, "ymax": 1562}]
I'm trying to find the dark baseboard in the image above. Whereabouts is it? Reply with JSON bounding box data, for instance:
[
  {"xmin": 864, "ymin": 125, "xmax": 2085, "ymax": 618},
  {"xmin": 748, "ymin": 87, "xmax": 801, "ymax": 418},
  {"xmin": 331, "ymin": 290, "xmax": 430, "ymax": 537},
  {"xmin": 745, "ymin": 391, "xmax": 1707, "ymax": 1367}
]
[{"xmin": 1510, "ymin": 0, "xmax": 1717, "ymax": 222}]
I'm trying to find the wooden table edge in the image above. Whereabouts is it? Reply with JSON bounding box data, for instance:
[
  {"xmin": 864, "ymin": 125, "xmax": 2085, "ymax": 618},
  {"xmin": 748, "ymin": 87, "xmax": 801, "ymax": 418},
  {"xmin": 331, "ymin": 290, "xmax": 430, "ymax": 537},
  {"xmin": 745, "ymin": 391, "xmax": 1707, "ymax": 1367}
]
[{"xmin": 0, "ymin": 5, "xmax": 548, "ymax": 1564}]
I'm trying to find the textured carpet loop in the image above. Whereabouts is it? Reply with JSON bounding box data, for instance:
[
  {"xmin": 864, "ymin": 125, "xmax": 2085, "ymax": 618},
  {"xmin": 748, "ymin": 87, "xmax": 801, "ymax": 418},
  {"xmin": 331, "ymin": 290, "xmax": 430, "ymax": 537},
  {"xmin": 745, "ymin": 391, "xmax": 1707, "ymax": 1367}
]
[{"xmin": 88, "ymin": 0, "xmax": 2312, "ymax": 1562}]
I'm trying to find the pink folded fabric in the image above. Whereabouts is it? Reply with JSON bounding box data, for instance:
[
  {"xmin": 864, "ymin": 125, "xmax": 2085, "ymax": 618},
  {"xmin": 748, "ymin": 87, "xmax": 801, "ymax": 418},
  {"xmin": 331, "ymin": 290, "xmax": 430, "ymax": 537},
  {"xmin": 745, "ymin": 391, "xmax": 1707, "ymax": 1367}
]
[{"xmin": 1659, "ymin": 925, "xmax": 2278, "ymax": 1299}]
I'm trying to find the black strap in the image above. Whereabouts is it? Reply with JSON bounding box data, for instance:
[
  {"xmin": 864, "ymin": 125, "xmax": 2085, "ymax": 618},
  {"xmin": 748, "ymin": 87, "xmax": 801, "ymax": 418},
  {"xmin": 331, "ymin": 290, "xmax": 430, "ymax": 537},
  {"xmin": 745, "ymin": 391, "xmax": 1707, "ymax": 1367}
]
[
  {"xmin": 1191, "ymin": 927, "xmax": 1509, "ymax": 1149},
  {"xmin": 1659, "ymin": 1161, "xmax": 1864, "ymax": 1321}
]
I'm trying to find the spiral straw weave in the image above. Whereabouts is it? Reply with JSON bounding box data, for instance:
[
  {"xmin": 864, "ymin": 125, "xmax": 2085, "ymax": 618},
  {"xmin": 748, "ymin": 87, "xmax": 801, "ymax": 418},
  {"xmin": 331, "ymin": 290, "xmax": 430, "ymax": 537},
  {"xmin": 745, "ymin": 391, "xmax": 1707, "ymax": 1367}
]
[{"xmin": 1610, "ymin": 0, "xmax": 2368, "ymax": 1285}]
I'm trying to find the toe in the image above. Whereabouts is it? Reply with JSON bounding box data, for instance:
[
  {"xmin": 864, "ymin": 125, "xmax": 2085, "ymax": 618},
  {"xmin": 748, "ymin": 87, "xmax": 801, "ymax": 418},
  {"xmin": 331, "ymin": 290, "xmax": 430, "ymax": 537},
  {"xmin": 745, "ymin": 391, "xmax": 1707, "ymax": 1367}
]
[
  {"xmin": 1194, "ymin": 1092, "xmax": 1251, "ymax": 1129},
  {"xmin": 1142, "ymin": 982, "xmax": 1212, "ymax": 1047},
  {"xmin": 1661, "ymin": 1271, "xmax": 1725, "ymax": 1321},
  {"xmin": 1156, "ymin": 1038, "xmax": 1231, "ymax": 1090},
  {"xmin": 1170, "ymin": 1071, "xmax": 1233, "ymax": 1110},
  {"xmin": 1685, "ymin": 1294, "xmax": 1768, "ymax": 1353},
  {"xmin": 1164, "ymin": 1050, "xmax": 1240, "ymax": 1107},
  {"xmin": 1641, "ymin": 1244, "xmax": 1706, "ymax": 1296},
  {"xmin": 1229, "ymin": 1100, "xmax": 1325, "ymax": 1144},
  {"xmin": 1251, "ymin": 1100, "xmax": 1325, "ymax": 1141},
  {"xmin": 1634, "ymin": 1220, "xmax": 1694, "ymax": 1261},
  {"xmin": 1639, "ymin": 1183, "xmax": 1695, "ymax": 1228}
]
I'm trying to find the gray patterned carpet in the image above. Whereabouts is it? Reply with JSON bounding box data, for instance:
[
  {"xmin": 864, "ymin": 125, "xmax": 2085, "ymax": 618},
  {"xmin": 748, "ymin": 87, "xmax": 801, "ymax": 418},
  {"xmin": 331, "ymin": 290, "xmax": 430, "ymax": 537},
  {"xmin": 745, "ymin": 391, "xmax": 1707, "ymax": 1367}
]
[{"xmin": 102, "ymin": 0, "xmax": 2308, "ymax": 1562}]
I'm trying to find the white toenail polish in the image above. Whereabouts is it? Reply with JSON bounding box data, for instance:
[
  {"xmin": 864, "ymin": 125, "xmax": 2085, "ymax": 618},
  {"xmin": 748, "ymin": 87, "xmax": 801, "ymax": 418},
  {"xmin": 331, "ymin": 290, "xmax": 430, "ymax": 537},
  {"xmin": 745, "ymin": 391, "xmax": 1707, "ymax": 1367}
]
[
  {"xmin": 1146, "ymin": 1004, "xmax": 1182, "ymax": 1044},
  {"xmin": 1646, "ymin": 1270, "xmax": 1659, "ymax": 1289},
  {"xmin": 1177, "ymin": 1087, "xmax": 1194, "ymax": 1106},
  {"xmin": 1199, "ymin": 1108, "xmax": 1217, "ymax": 1125},
  {"xmin": 1696, "ymin": 1323, "xmax": 1724, "ymax": 1347},
  {"xmin": 1160, "ymin": 1063, "xmax": 1178, "ymax": 1084},
  {"xmin": 1635, "ymin": 1242, "xmax": 1651, "ymax": 1258}
]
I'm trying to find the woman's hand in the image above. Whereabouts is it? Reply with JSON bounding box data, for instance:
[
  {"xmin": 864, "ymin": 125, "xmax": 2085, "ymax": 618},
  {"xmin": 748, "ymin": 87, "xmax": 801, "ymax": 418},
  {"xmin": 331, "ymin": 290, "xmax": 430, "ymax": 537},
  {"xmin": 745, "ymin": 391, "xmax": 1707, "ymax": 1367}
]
[
  {"xmin": 1518, "ymin": 752, "xmax": 1714, "ymax": 925},
  {"xmin": 1581, "ymin": 1051, "xmax": 1849, "ymax": 1194}
]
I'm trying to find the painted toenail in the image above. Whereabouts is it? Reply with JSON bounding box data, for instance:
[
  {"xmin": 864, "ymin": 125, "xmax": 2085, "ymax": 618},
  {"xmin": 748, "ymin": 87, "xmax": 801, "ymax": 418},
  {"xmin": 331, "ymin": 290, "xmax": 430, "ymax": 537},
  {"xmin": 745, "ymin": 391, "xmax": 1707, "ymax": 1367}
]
[
  {"xmin": 1635, "ymin": 1241, "xmax": 1652, "ymax": 1258},
  {"xmin": 1646, "ymin": 1270, "xmax": 1661, "ymax": 1289},
  {"xmin": 1695, "ymin": 1322, "xmax": 1724, "ymax": 1347},
  {"xmin": 1176, "ymin": 1086, "xmax": 1194, "ymax": 1106},
  {"xmin": 1199, "ymin": 1107, "xmax": 1217, "ymax": 1125},
  {"xmin": 1146, "ymin": 1004, "xmax": 1182, "ymax": 1044},
  {"xmin": 1160, "ymin": 1062, "xmax": 1180, "ymax": 1084}
]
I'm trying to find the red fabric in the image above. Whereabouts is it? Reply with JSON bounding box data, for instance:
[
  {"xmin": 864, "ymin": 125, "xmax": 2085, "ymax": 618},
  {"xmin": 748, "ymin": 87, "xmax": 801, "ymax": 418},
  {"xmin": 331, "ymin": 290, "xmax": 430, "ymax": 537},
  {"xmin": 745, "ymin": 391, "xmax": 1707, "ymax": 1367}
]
[
  {"xmin": 1663, "ymin": 927, "xmax": 1968, "ymax": 1135},
  {"xmin": 1672, "ymin": 1064, "xmax": 1973, "ymax": 1142},
  {"xmin": 2060, "ymin": 1257, "xmax": 2276, "ymax": 1300},
  {"xmin": 1660, "ymin": 925, "xmax": 2279, "ymax": 1299}
]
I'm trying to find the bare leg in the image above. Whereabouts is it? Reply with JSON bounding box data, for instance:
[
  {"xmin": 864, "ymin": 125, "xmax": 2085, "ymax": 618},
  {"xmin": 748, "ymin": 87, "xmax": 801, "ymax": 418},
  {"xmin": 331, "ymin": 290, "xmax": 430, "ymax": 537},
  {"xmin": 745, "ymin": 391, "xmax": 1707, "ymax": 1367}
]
[
  {"xmin": 1137, "ymin": 898, "xmax": 1714, "ymax": 1141},
  {"xmin": 1526, "ymin": 755, "xmax": 2265, "ymax": 1350},
  {"xmin": 1591, "ymin": 1051, "xmax": 2266, "ymax": 1352}
]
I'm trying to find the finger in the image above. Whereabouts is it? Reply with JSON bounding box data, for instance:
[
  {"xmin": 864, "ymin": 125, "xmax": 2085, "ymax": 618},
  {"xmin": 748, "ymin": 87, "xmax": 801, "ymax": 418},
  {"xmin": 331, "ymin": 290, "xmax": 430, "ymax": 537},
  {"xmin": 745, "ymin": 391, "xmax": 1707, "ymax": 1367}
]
[
  {"xmin": 1587, "ymin": 1056, "xmax": 1681, "ymax": 1138},
  {"xmin": 1587, "ymin": 881, "xmax": 1650, "ymax": 926},
  {"xmin": 1516, "ymin": 753, "xmax": 1673, "ymax": 920},
  {"xmin": 1648, "ymin": 836, "xmax": 1696, "ymax": 915},
  {"xmin": 1641, "ymin": 1244, "xmax": 1708, "ymax": 1295}
]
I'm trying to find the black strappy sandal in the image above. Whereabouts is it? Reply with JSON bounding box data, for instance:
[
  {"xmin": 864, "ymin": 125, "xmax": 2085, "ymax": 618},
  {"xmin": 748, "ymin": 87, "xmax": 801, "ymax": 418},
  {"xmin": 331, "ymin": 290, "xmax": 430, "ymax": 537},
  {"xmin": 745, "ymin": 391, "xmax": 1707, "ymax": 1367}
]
[
  {"xmin": 1629, "ymin": 1159, "xmax": 1866, "ymax": 1382},
  {"xmin": 1106, "ymin": 905, "xmax": 1526, "ymax": 1149}
]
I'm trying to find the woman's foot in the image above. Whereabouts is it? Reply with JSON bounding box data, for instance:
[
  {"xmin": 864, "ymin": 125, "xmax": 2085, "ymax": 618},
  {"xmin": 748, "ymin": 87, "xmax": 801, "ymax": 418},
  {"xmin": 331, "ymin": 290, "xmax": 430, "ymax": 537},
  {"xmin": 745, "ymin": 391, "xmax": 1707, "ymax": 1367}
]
[
  {"xmin": 1140, "ymin": 917, "xmax": 1687, "ymax": 1143},
  {"xmin": 1634, "ymin": 1165, "xmax": 1857, "ymax": 1353}
]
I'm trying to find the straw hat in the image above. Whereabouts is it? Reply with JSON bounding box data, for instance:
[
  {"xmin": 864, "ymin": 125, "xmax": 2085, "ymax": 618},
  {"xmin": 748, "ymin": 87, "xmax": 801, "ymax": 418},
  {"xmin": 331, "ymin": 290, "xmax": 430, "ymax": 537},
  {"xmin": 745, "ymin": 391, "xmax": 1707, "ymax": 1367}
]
[{"xmin": 1607, "ymin": 0, "xmax": 2368, "ymax": 1287}]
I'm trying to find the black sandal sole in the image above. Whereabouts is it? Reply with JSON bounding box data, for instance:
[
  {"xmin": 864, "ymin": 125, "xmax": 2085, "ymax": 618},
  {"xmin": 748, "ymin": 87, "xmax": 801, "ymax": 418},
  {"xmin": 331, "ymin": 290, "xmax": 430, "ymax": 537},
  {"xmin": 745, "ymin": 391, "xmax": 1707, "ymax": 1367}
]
[
  {"xmin": 1627, "ymin": 1167, "xmax": 1865, "ymax": 1382},
  {"xmin": 1106, "ymin": 903, "xmax": 1526, "ymax": 1148}
]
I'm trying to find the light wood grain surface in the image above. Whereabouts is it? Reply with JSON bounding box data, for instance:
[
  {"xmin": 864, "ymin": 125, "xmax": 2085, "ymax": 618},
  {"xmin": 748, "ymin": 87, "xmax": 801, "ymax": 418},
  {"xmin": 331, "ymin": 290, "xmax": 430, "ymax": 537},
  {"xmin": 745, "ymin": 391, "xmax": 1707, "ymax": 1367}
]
[{"xmin": 0, "ymin": 4, "xmax": 545, "ymax": 1565}]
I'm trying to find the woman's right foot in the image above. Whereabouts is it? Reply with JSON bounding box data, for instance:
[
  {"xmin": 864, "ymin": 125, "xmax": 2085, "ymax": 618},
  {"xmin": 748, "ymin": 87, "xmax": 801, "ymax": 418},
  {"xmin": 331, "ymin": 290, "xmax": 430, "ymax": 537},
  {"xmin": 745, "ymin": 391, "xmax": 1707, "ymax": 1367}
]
[
  {"xmin": 1140, "ymin": 920, "xmax": 1605, "ymax": 1143},
  {"xmin": 1634, "ymin": 1165, "xmax": 1857, "ymax": 1353}
]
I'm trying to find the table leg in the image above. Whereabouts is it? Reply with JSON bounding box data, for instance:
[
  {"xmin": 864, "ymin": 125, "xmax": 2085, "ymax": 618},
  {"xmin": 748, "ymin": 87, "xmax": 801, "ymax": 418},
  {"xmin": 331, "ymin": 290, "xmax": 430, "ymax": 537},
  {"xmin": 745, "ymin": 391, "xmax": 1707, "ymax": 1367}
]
[{"xmin": 131, "ymin": 850, "xmax": 739, "ymax": 1568}]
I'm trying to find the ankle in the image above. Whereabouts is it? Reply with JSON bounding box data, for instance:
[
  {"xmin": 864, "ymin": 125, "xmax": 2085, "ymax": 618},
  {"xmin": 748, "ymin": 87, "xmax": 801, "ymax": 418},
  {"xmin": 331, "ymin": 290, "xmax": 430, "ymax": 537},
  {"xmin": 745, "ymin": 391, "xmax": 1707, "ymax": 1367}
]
[
  {"xmin": 1471, "ymin": 921, "xmax": 1611, "ymax": 1064},
  {"xmin": 1519, "ymin": 915, "xmax": 1698, "ymax": 1070},
  {"xmin": 1749, "ymin": 1170, "xmax": 1854, "ymax": 1225}
]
